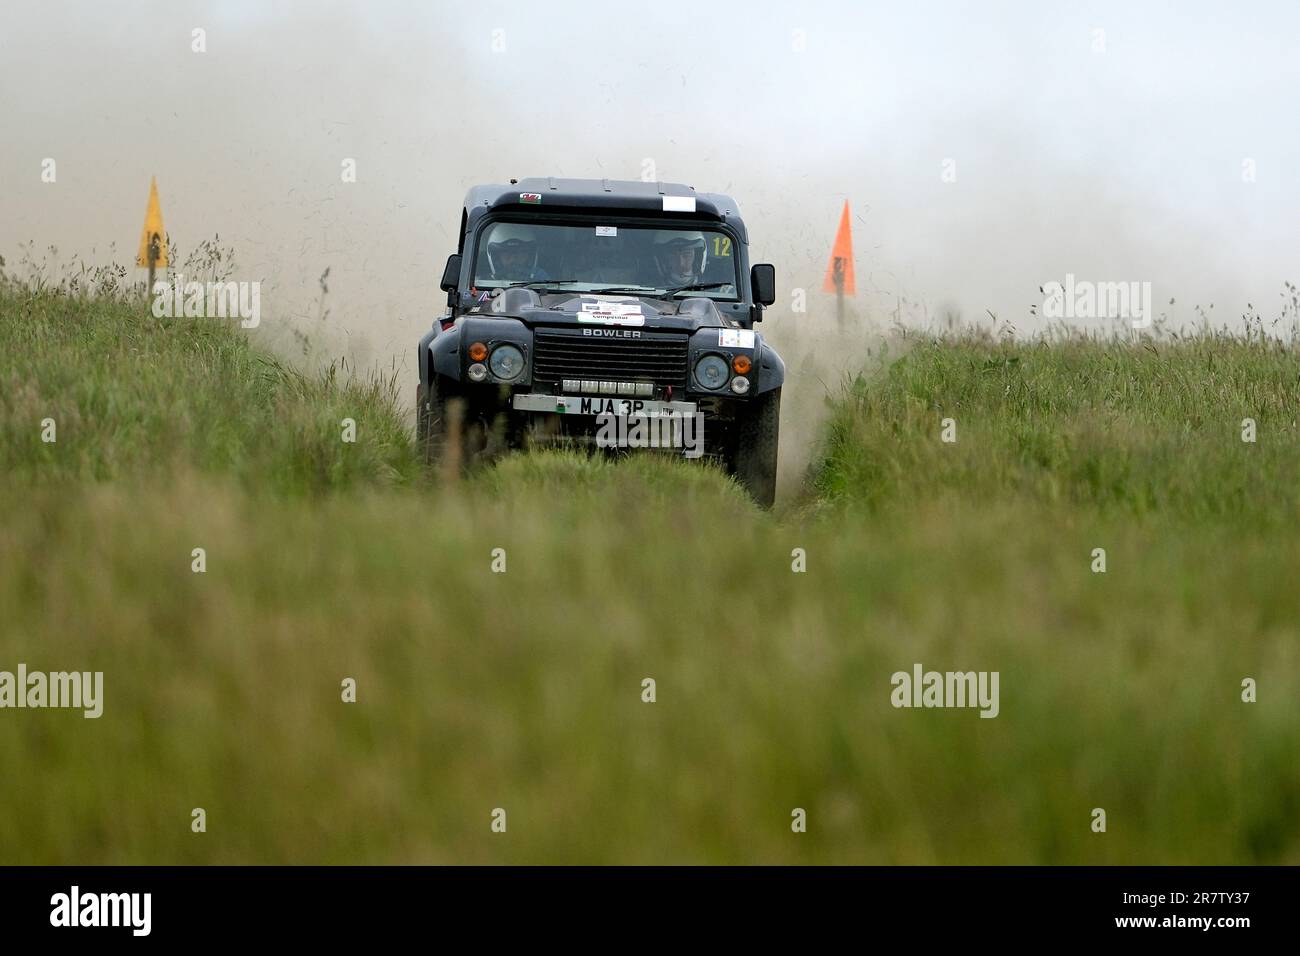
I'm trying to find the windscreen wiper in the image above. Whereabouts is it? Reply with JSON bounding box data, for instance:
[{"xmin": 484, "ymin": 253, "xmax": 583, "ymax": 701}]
[
  {"xmin": 664, "ymin": 281, "xmax": 734, "ymax": 295},
  {"xmin": 583, "ymin": 285, "xmax": 664, "ymax": 295},
  {"xmin": 500, "ymin": 278, "xmax": 580, "ymax": 290}
]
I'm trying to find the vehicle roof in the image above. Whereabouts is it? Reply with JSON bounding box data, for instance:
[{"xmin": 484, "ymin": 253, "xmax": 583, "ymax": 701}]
[{"xmin": 463, "ymin": 177, "xmax": 745, "ymax": 238}]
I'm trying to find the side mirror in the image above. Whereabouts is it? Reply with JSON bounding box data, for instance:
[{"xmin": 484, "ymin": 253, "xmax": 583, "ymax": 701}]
[
  {"xmin": 750, "ymin": 263, "xmax": 776, "ymax": 307},
  {"xmin": 439, "ymin": 254, "xmax": 462, "ymax": 293}
]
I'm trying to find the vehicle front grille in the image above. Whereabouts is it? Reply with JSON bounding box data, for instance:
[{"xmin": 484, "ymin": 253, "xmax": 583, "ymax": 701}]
[{"xmin": 532, "ymin": 329, "xmax": 690, "ymax": 389}]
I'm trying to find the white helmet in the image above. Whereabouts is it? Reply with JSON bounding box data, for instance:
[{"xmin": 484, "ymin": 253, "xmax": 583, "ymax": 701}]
[
  {"xmin": 486, "ymin": 222, "xmax": 540, "ymax": 276},
  {"xmin": 651, "ymin": 230, "xmax": 707, "ymax": 286}
]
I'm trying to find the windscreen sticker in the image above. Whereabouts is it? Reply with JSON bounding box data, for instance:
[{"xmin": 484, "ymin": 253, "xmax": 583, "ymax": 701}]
[
  {"xmin": 662, "ymin": 196, "xmax": 696, "ymax": 212},
  {"xmin": 719, "ymin": 328, "xmax": 755, "ymax": 348},
  {"xmin": 519, "ymin": 192, "xmax": 542, "ymax": 203},
  {"xmin": 595, "ymin": 225, "xmax": 617, "ymax": 237}
]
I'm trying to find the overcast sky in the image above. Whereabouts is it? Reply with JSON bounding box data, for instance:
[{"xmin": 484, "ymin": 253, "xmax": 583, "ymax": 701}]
[{"xmin": 2, "ymin": 1, "xmax": 1297, "ymax": 369}]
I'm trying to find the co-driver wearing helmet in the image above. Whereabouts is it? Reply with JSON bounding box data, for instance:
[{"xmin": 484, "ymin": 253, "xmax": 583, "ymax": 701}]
[{"xmin": 485, "ymin": 223, "xmax": 550, "ymax": 282}]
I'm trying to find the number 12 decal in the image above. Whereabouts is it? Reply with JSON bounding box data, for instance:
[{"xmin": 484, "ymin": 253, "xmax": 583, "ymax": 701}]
[{"xmin": 712, "ymin": 236, "xmax": 732, "ymax": 257}]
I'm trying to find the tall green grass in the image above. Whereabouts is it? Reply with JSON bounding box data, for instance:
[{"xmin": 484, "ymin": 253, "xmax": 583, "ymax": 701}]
[
  {"xmin": 0, "ymin": 273, "xmax": 417, "ymax": 492},
  {"xmin": 1, "ymin": 280, "xmax": 1296, "ymax": 864},
  {"xmin": 814, "ymin": 334, "xmax": 1300, "ymax": 527}
]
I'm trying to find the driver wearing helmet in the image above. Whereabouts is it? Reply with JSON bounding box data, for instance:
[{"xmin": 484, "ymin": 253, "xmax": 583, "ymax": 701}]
[
  {"xmin": 485, "ymin": 223, "xmax": 550, "ymax": 282},
  {"xmin": 649, "ymin": 231, "xmax": 707, "ymax": 289}
]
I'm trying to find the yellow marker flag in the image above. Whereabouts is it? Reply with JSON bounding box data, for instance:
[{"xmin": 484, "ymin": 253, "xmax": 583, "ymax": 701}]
[{"xmin": 135, "ymin": 176, "xmax": 168, "ymax": 268}]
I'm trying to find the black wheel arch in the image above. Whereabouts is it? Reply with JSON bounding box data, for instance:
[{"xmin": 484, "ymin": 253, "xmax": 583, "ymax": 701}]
[{"xmin": 754, "ymin": 340, "xmax": 785, "ymax": 395}]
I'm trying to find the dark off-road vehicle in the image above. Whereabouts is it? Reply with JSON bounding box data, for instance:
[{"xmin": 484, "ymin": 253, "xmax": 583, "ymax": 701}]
[{"xmin": 416, "ymin": 177, "xmax": 785, "ymax": 505}]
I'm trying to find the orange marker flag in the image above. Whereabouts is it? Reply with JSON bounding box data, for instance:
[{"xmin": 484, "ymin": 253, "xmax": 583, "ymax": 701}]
[{"xmin": 821, "ymin": 200, "xmax": 855, "ymax": 295}]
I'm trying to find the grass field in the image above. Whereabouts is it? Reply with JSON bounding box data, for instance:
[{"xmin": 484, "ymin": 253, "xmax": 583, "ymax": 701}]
[{"xmin": 1, "ymin": 274, "xmax": 1297, "ymax": 864}]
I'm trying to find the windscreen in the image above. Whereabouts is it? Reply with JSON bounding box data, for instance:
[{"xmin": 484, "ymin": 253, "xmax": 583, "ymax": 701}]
[{"xmin": 472, "ymin": 220, "xmax": 740, "ymax": 299}]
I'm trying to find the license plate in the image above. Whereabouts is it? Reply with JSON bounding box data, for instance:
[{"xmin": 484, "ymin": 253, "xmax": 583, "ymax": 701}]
[{"xmin": 512, "ymin": 394, "xmax": 698, "ymax": 417}]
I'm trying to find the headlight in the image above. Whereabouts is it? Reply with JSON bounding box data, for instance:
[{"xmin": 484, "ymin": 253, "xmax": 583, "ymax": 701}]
[
  {"xmin": 694, "ymin": 354, "xmax": 729, "ymax": 390},
  {"xmin": 489, "ymin": 344, "xmax": 525, "ymax": 380}
]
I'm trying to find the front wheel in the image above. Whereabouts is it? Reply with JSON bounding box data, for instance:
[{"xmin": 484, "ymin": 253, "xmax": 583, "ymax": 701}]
[
  {"xmin": 418, "ymin": 376, "xmax": 489, "ymax": 473},
  {"xmin": 727, "ymin": 387, "xmax": 780, "ymax": 507}
]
